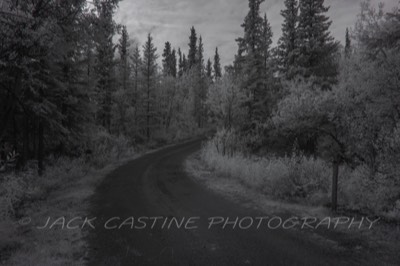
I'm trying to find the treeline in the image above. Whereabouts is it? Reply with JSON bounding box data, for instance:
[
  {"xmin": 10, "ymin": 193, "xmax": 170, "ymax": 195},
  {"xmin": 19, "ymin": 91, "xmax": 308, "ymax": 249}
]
[
  {"xmin": 212, "ymin": 0, "xmax": 339, "ymax": 139},
  {"xmin": 0, "ymin": 0, "xmax": 221, "ymax": 174},
  {"xmin": 207, "ymin": 0, "xmax": 400, "ymax": 212}
]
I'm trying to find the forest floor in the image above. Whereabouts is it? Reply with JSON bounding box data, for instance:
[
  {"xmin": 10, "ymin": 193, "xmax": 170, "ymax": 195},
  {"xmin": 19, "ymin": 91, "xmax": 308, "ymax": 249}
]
[{"xmin": 185, "ymin": 152, "xmax": 400, "ymax": 265}]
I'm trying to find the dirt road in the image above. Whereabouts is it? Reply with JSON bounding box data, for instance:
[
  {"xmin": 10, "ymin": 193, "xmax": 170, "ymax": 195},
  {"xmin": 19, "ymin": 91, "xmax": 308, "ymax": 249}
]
[{"xmin": 87, "ymin": 139, "xmax": 382, "ymax": 266}]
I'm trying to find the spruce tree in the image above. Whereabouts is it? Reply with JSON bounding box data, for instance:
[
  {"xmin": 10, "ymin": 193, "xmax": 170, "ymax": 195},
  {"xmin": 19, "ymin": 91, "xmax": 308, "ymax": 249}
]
[
  {"xmin": 276, "ymin": 0, "xmax": 298, "ymax": 77},
  {"xmin": 171, "ymin": 49, "xmax": 177, "ymax": 78},
  {"xmin": 237, "ymin": 0, "xmax": 266, "ymax": 124},
  {"xmin": 188, "ymin": 26, "xmax": 198, "ymax": 69},
  {"xmin": 197, "ymin": 36, "xmax": 205, "ymax": 75},
  {"xmin": 162, "ymin": 42, "xmax": 177, "ymax": 77},
  {"xmin": 95, "ymin": 1, "xmax": 117, "ymax": 132},
  {"xmin": 162, "ymin": 41, "xmax": 172, "ymax": 76},
  {"xmin": 182, "ymin": 54, "xmax": 188, "ymax": 72},
  {"xmin": 142, "ymin": 33, "xmax": 158, "ymax": 141},
  {"xmin": 213, "ymin": 47, "xmax": 222, "ymax": 80},
  {"xmin": 118, "ymin": 25, "xmax": 130, "ymax": 91},
  {"xmin": 261, "ymin": 13, "xmax": 273, "ymax": 86},
  {"xmin": 345, "ymin": 28, "xmax": 351, "ymax": 58},
  {"xmin": 296, "ymin": 0, "xmax": 339, "ymax": 86},
  {"xmin": 178, "ymin": 48, "xmax": 184, "ymax": 77},
  {"xmin": 130, "ymin": 43, "xmax": 141, "ymax": 127}
]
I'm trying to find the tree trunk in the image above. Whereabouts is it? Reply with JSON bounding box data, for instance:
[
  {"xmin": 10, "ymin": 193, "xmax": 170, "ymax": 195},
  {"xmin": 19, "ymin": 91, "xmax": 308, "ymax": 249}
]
[
  {"xmin": 331, "ymin": 159, "xmax": 339, "ymax": 211},
  {"xmin": 38, "ymin": 119, "xmax": 44, "ymax": 176},
  {"xmin": 147, "ymin": 80, "xmax": 150, "ymax": 141},
  {"xmin": 22, "ymin": 116, "xmax": 29, "ymax": 166}
]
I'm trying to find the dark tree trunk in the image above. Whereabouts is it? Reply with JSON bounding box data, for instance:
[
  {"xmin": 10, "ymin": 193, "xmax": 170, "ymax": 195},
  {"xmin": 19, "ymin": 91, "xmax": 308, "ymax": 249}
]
[
  {"xmin": 22, "ymin": 116, "xmax": 29, "ymax": 165},
  {"xmin": 38, "ymin": 119, "xmax": 44, "ymax": 176},
  {"xmin": 331, "ymin": 159, "xmax": 339, "ymax": 211}
]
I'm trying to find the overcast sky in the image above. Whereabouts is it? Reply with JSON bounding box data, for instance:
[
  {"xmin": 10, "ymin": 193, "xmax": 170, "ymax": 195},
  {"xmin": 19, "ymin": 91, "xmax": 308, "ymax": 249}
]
[{"xmin": 115, "ymin": 0, "xmax": 398, "ymax": 67}]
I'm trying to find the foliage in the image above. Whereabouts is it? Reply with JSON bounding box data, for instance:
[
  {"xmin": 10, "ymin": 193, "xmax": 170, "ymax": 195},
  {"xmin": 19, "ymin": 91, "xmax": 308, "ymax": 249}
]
[
  {"xmin": 270, "ymin": 2, "xmax": 400, "ymax": 213},
  {"xmin": 201, "ymin": 135, "xmax": 331, "ymax": 204},
  {"xmin": 207, "ymin": 75, "xmax": 248, "ymax": 129}
]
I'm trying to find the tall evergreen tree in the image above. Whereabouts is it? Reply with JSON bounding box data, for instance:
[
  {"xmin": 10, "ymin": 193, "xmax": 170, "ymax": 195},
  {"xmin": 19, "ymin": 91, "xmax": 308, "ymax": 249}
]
[
  {"xmin": 178, "ymin": 48, "xmax": 184, "ymax": 77},
  {"xmin": 261, "ymin": 13, "xmax": 273, "ymax": 77},
  {"xmin": 118, "ymin": 25, "xmax": 130, "ymax": 91},
  {"xmin": 162, "ymin": 41, "xmax": 172, "ymax": 76},
  {"xmin": 295, "ymin": 0, "xmax": 339, "ymax": 86},
  {"xmin": 130, "ymin": 43, "xmax": 142, "ymax": 127},
  {"xmin": 237, "ymin": 0, "xmax": 266, "ymax": 124},
  {"xmin": 197, "ymin": 36, "xmax": 205, "ymax": 75},
  {"xmin": 193, "ymin": 36, "xmax": 207, "ymax": 128},
  {"xmin": 171, "ymin": 49, "xmax": 177, "ymax": 78},
  {"xmin": 188, "ymin": 26, "xmax": 198, "ymax": 69},
  {"xmin": 345, "ymin": 27, "xmax": 351, "ymax": 58},
  {"xmin": 276, "ymin": 0, "xmax": 299, "ymax": 77},
  {"xmin": 232, "ymin": 45, "xmax": 245, "ymax": 76},
  {"xmin": 213, "ymin": 47, "xmax": 222, "ymax": 80},
  {"xmin": 142, "ymin": 34, "xmax": 158, "ymax": 141},
  {"xmin": 95, "ymin": 1, "xmax": 118, "ymax": 132},
  {"xmin": 162, "ymin": 43, "xmax": 177, "ymax": 78},
  {"xmin": 261, "ymin": 13, "xmax": 274, "ymax": 113},
  {"xmin": 182, "ymin": 53, "xmax": 188, "ymax": 72}
]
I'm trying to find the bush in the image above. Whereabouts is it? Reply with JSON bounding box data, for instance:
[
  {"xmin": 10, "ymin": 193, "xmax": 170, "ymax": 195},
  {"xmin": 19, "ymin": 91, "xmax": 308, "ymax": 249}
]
[
  {"xmin": 0, "ymin": 174, "xmax": 28, "ymax": 251},
  {"xmin": 0, "ymin": 175, "xmax": 26, "ymax": 219},
  {"xmin": 340, "ymin": 165, "xmax": 400, "ymax": 218},
  {"xmin": 88, "ymin": 130, "xmax": 133, "ymax": 168},
  {"xmin": 201, "ymin": 136, "xmax": 331, "ymax": 205},
  {"xmin": 210, "ymin": 128, "xmax": 248, "ymax": 157}
]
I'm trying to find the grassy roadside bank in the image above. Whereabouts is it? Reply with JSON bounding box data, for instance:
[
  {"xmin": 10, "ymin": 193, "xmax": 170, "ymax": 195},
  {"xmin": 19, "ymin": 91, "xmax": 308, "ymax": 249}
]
[
  {"xmin": 185, "ymin": 146, "xmax": 400, "ymax": 263},
  {"xmin": 0, "ymin": 150, "xmax": 137, "ymax": 265}
]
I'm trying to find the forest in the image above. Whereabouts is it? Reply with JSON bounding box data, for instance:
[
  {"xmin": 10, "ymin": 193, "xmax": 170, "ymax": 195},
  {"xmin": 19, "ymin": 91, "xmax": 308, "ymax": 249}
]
[{"xmin": 1, "ymin": 0, "xmax": 400, "ymax": 258}]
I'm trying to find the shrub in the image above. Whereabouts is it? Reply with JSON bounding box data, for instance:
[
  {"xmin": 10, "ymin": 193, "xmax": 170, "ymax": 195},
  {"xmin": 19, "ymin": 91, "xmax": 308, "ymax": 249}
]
[
  {"xmin": 0, "ymin": 174, "xmax": 26, "ymax": 219},
  {"xmin": 201, "ymin": 136, "xmax": 331, "ymax": 204},
  {"xmin": 210, "ymin": 128, "xmax": 247, "ymax": 157},
  {"xmin": 88, "ymin": 130, "xmax": 133, "ymax": 168},
  {"xmin": 340, "ymin": 165, "xmax": 400, "ymax": 217}
]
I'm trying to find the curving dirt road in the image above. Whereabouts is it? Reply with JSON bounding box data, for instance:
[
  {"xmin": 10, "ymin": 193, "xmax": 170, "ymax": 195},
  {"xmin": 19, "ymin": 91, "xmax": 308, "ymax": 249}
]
[{"xmin": 86, "ymin": 139, "xmax": 383, "ymax": 266}]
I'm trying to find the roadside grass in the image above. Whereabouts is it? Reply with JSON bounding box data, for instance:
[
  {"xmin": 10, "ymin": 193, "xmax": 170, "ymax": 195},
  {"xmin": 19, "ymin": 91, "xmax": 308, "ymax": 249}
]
[
  {"xmin": 0, "ymin": 133, "xmax": 136, "ymax": 266},
  {"xmin": 186, "ymin": 151, "xmax": 400, "ymax": 262},
  {"xmin": 2, "ymin": 158, "xmax": 134, "ymax": 266},
  {"xmin": 200, "ymin": 139, "xmax": 332, "ymax": 206},
  {"xmin": 200, "ymin": 138, "xmax": 400, "ymax": 220}
]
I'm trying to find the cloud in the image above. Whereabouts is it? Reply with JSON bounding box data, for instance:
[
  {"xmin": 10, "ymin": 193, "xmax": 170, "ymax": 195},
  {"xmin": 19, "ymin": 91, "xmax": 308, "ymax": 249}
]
[{"xmin": 115, "ymin": 0, "xmax": 399, "ymax": 67}]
